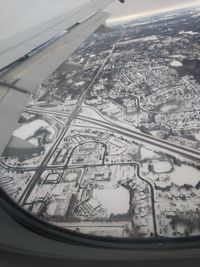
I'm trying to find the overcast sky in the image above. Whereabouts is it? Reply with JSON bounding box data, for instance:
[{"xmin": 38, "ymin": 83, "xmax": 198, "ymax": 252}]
[
  {"xmin": 0, "ymin": 0, "xmax": 200, "ymax": 39},
  {"xmin": 107, "ymin": 0, "xmax": 200, "ymax": 23}
]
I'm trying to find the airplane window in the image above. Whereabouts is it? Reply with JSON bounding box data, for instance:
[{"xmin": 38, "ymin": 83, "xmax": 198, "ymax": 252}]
[{"xmin": 0, "ymin": 0, "xmax": 200, "ymax": 241}]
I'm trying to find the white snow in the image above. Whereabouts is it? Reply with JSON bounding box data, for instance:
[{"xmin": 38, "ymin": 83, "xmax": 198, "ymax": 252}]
[
  {"xmin": 128, "ymin": 21, "xmax": 151, "ymax": 27},
  {"xmin": 192, "ymin": 13, "xmax": 200, "ymax": 17},
  {"xmin": 14, "ymin": 120, "xmax": 49, "ymax": 140},
  {"xmin": 93, "ymin": 187, "xmax": 130, "ymax": 215},
  {"xmin": 153, "ymin": 160, "xmax": 173, "ymax": 174},
  {"xmin": 179, "ymin": 30, "xmax": 198, "ymax": 35},
  {"xmin": 65, "ymin": 173, "xmax": 78, "ymax": 182},
  {"xmin": 46, "ymin": 202, "xmax": 57, "ymax": 216},
  {"xmin": 51, "ymin": 184, "xmax": 65, "ymax": 196},
  {"xmin": 118, "ymin": 35, "xmax": 158, "ymax": 45},
  {"xmin": 140, "ymin": 147, "xmax": 160, "ymax": 160},
  {"xmin": 170, "ymin": 60, "xmax": 183, "ymax": 67},
  {"xmin": 171, "ymin": 165, "xmax": 200, "ymax": 186},
  {"xmin": 75, "ymin": 81, "xmax": 85, "ymax": 86},
  {"xmin": 194, "ymin": 133, "xmax": 200, "ymax": 141},
  {"xmin": 160, "ymin": 104, "xmax": 178, "ymax": 112},
  {"xmin": 169, "ymin": 54, "xmax": 186, "ymax": 59}
]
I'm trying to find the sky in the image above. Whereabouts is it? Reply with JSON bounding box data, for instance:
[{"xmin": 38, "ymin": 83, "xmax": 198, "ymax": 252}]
[
  {"xmin": 107, "ymin": 0, "xmax": 200, "ymax": 23},
  {"xmin": 0, "ymin": 0, "xmax": 200, "ymax": 39}
]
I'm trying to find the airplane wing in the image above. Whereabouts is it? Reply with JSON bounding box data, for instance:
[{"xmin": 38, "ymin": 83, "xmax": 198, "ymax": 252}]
[{"xmin": 0, "ymin": 0, "xmax": 124, "ymax": 156}]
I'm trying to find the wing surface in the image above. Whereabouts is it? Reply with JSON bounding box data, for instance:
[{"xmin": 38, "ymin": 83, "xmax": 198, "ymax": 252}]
[
  {"xmin": 0, "ymin": 0, "xmax": 114, "ymax": 70},
  {"xmin": 0, "ymin": 0, "xmax": 116, "ymax": 155}
]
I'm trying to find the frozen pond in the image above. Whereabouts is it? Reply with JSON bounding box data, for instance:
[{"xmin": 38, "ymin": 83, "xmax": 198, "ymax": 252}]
[{"xmin": 93, "ymin": 187, "xmax": 130, "ymax": 215}]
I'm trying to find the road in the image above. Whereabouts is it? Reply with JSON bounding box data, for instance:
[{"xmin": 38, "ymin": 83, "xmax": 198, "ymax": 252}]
[
  {"xmin": 26, "ymin": 107, "xmax": 200, "ymax": 163},
  {"xmin": 78, "ymin": 116, "xmax": 200, "ymax": 162},
  {"xmin": 18, "ymin": 33, "xmax": 124, "ymax": 205},
  {"xmin": 11, "ymin": 30, "xmax": 199, "ymax": 235}
]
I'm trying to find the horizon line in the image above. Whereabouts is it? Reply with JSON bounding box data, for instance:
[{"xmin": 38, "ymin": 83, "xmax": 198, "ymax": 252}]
[{"xmin": 107, "ymin": 1, "xmax": 200, "ymax": 24}]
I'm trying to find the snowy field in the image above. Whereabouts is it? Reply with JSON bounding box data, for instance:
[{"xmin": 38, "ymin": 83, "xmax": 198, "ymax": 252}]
[
  {"xmin": 152, "ymin": 160, "xmax": 173, "ymax": 174},
  {"xmin": 170, "ymin": 165, "xmax": 200, "ymax": 186},
  {"xmin": 93, "ymin": 187, "xmax": 130, "ymax": 215}
]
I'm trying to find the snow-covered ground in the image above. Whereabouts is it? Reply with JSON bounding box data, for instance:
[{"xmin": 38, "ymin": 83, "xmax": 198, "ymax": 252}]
[
  {"xmin": 13, "ymin": 119, "xmax": 56, "ymax": 144},
  {"xmin": 140, "ymin": 147, "xmax": 161, "ymax": 160},
  {"xmin": 75, "ymin": 81, "xmax": 85, "ymax": 86},
  {"xmin": 170, "ymin": 165, "xmax": 200, "ymax": 186},
  {"xmin": 152, "ymin": 160, "xmax": 173, "ymax": 174},
  {"xmin": 14, "ymin": 120, "xmax": 47, "ymax": 139},
  {"xmin": 169, "ymin": 54, "xmax": 186, "ymax": 59},
  {"xmin": 93, "ymin": 187, "xmax": 130, "ymax": 215},
  {"xmin": 194, "ymin": 133, "xmax": 200, "ymax": 141},
  {"xmin": 170, "ymin": 60, "xmax": 183, "ymax": 67},
  {"xmin": 179, "ymin": 30, "xmax": 198, "ymax": 35},
  {"xmin": 160, "ymin": 104, "xmax": 178, "ymax": 112}
]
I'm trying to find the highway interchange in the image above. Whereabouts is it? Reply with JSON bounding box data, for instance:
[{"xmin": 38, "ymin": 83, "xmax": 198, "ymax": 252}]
[{"xmin": 1, "ymin": 24, "xmax": 200, "ymax": 238}]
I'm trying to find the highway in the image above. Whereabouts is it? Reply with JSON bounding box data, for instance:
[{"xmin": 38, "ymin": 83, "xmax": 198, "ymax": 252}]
[
  {"xmin": 18, "ymin": 34, "xmax": 124, "ymax": 205},
  {"xmin": 18, "ymin": 29, "xmax": 199, "ymax": 219},
  {"xmin": 78, "ymin": 116, "xmax": 200, "ymax": 162},
  {"xmin": 27, "ymin": 107, "xmax": 200, "ymax": 163}
]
